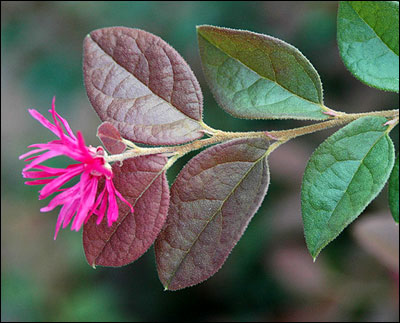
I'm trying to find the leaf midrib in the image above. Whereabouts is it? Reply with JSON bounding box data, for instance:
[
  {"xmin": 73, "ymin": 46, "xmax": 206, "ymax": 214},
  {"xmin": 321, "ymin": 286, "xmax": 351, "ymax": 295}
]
[
  {"xmin": 165, "ymin": 149, "xmax": 268, "ymax": 289},
  {"xmin": 89, "ymin": 35, "xmax": 202, "ymax": 124},
  {"xmin": 312, "ymin": 129, "xmax": 389, "ymax": 256},
  {"xmin": 199, "ymin": 33, "xmax": 326, "ymax": 109},
  {"xmin": 92, "ymin": 160, "xmax": 168, "ymax": 266},
  {"xmin": 348, "ymin": 2, "xmax": 399, "ymax": 56}
]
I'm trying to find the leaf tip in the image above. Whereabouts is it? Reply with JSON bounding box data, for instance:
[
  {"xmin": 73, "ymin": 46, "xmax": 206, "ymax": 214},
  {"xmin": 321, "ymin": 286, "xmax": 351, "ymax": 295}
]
[
  {"xmin": 309, "ymin": 246, "xmax": 321, "ymax": 262},
  {"xmin": 91, "ymin": 262, "xmax": 96, "ymax": 269}
]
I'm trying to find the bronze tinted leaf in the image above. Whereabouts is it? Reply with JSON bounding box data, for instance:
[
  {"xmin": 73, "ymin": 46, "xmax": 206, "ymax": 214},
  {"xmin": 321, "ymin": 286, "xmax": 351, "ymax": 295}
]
[
  {"xmin": 97, "ymin": 121, "xmax": 126, "ymax": 154},
  {"xmin": 155, "ymin": 137, "xmax": 270, "ymax": 290},
  {"xmin": 84, "ymin": 27, "xmax": 204, "ymax": 145},
  {"xmin": 83, "ymin": 155, "xmax": 169, "ymax": 267}
]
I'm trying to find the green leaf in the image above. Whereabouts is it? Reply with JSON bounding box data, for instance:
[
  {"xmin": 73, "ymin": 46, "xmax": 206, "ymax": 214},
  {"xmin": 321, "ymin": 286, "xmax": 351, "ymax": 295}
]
[
  {"xmin": 197, "ymin": 25, "xmax": 330, "ymax": 121},
  {"xmin": 337, "ymin": 1, "xmax": 399, "ymax": 92},
  {"xmin": 388, "ymin": 154, "xmax": 399, "ymax": 223},
  {"xmin": 301, "ymin": 116, "xmax": 395, "ymax": 259}
]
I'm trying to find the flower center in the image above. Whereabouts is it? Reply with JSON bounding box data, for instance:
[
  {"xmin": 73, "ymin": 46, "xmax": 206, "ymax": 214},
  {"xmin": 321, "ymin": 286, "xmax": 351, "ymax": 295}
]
[{"xmin": 88, "ymin": 146, "xmax": 113, "ymax": 178}]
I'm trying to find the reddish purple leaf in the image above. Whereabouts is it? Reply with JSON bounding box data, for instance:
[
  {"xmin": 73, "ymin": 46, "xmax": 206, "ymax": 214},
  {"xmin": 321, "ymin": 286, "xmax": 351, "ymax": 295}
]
[
  {"xmin": 83, "ymin": 154, "xmax": 169, "ymax": 267},
  {"xmin": 97, "ymin": 121, "xmax": 126, "ymax": 154},
  {"xmin": 83, "ymin": 27, "xmax": 204, "ymax": 145},
  {"xmin": 155, "ymin": 137, "xmax": 270, "ymax": 290}
]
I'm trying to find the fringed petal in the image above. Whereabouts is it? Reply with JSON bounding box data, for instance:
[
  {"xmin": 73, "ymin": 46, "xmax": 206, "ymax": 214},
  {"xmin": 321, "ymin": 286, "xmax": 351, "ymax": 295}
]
[{"xmin": 22, "ymin": 98, "xmax": 127, "ymax": 239}]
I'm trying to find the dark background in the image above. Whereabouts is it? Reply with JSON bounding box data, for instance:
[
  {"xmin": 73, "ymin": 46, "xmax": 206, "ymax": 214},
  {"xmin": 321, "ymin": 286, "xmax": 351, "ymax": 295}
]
[{"xmin": 2, "ymin": 2, "xmax": 398, "ymax": 321}]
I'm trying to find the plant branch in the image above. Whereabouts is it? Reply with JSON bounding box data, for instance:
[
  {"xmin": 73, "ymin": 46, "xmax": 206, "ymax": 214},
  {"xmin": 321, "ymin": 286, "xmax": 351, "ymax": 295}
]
[
  {"xmin": 271, "ymin": 109, "xmax": 399, "ymax": 140},
  {"xmin": 104, "ymin": 109, "xmax": 399, "ymax": 164}
]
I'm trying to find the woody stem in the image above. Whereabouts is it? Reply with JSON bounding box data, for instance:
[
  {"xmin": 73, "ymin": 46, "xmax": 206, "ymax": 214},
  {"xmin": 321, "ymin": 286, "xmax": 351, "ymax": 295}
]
[{"xmin": 104, "ymin": 109, "xmax": 398, "ymax": 164}]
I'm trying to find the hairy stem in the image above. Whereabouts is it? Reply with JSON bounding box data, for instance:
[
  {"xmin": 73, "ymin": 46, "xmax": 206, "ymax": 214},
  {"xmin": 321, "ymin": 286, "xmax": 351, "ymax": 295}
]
[
  {"xmin": 104, "ymin": 109, "xmax": 399, "ymax": 164},
  {"xmin": 270, "ymin": 109, "xmax": 399, "ymax": 140}
]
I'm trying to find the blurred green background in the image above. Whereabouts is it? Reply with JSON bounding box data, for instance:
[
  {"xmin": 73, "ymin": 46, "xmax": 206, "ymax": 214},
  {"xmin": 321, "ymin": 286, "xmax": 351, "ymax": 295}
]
[{"xmin": 2, "ymin": 1, "xmax": 399, "ymax": 322}]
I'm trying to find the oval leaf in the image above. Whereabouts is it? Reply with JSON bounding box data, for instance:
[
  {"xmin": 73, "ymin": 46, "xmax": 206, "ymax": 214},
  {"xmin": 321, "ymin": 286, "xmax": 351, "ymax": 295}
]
[
  {"xmin": 155, "ymin": 137, "xmax": 270, "ymax": 290},
  {"xmin": 301, "ymin": 116, "xmax": 395, "ymax": 259},
  {"xmin": 97, "ymin": 121, "xmax": 126, "ymax": 154},
  {"xmin": 84, "ymin": 27, "xmax": 205, "ymax": 145},
  {"xmin": 337, "ymin": 1, "xmax": 399, "ymax": 92},
  {"xmin": 388, "ymin": 154, "xmax": 399, "ymax": 223},
  {"xmin": 197, "ymin": 25, "xmax": 330, "ymax": 120},
  {"xmin": 83, "ymin": 155, "xmax": 170, "ymax": 267}
]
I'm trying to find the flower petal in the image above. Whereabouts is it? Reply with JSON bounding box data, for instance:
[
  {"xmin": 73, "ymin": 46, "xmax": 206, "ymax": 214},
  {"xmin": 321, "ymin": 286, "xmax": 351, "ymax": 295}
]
[
  {"xmin": 39, "ymin": 164, "xmax": 84, "ymax": 199},
  {"xmin": 62, "ymin": 199, "xmax": 80, "ymax": 230},
  {"xmin": 95, "ymin": 194, "xmax": 108, "ymax": 225},
  {"xmin": 40, "ymin": 183, "xmax": 81, "ymax": 212},
  {"xmin": 22, "ymin": 99, "xmax": 123, "ymax": 238},
  {"xmin": 24, "ymin": 179, "xmax": 53, "ymax": 186},
  {"xmin": 114, "ymin": 186, "xmax": 134, "ymax": 214},
  {"xmin": 50, "ymin": 97, "xmax": 77, "ymax": 141},
  {"xmin": 71, "ymin": 175, "xmax": 98, "ymax": 231},
  {"xmin": 105, "ymin": 180, "xmax": 119, "ymax": 226},
  {"xmin": 23, "ymin": 150, "xmax": 64, "ymax": 171},
  {"xmin": 28, "ymin": 109, "xmax": 60, "ymax": 138}
]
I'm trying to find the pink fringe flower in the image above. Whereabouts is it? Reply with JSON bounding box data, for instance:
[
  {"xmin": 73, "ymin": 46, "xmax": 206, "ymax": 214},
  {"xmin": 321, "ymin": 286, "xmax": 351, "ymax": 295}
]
[{"xmin": 19, "ymin": 98, "xmax": 133, "ymax": 239}]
